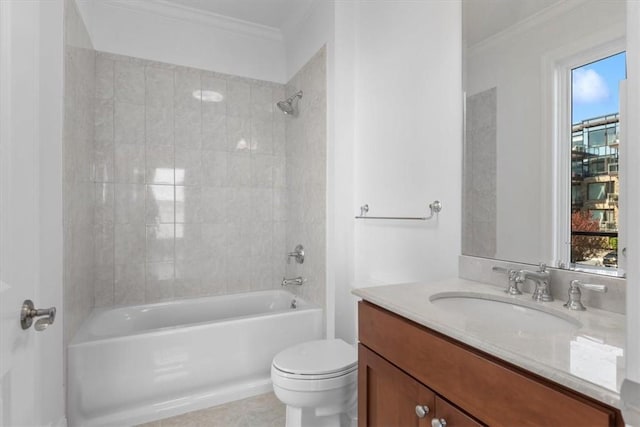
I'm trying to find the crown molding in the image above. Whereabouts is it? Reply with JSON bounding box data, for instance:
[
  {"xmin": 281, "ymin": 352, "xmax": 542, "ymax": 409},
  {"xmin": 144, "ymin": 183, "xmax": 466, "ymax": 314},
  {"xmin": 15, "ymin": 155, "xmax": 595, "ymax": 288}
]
[
  {"xmin": 94, "ymin": 0, "xmax": 284, "ymax": 41},
  {"xmin": 467, "ymin": 0, "xmax": 589, "ymax": 56}
]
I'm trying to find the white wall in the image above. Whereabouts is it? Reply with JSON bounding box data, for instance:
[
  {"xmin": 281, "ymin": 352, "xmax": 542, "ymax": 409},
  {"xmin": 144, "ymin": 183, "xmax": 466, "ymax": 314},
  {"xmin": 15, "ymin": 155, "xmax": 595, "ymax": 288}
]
[
  {"xmin": 625, "ymin": 0, "xmax": 640, "ymax": 389},
  {"xmin": 282, "ymin": 0, "xmax": 333, "ymax": 82},
  {"xmin": 334, "ymin": 0, "xmax": 463, "ymax": 343},
  {"xmin": 75, "ymin": 0, "xmax": 287, "ymax": 83},
  {"xmin": 35, "ymin": 1, "xmax": 65, "ymax": 425},
  {"xmin": 331, "ymin": 1, "xmax": 357, "ymax": 343},
  {"xmin": 39, "ymin": 1, "xmax": 66, "ymax": 424},
  {"xmin": 466, "ymin": 0, "xmax": 625, "ymax": 265},
  {"xmin": 283, "ymin": 1, "xmax": 463, "ymax": 344}
]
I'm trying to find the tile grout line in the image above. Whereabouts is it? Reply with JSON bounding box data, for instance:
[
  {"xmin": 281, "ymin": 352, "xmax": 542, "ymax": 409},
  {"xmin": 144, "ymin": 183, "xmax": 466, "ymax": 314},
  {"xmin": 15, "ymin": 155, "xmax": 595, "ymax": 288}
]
[
  {"xmin": 111, "ymin": 58, "xmax": 116, "ymax": 307},
  {"xmin": 173, "ymin": 68, "xmax": 177, "ymax": 299}
]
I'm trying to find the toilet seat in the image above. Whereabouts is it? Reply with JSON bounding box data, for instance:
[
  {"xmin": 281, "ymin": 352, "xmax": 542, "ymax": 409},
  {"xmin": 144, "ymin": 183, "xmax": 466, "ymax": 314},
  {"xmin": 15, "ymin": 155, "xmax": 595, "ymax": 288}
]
[
  {"xmin": 272, "ymin": 363, "xmax": 357, "ymax": 381},
  {"xmin": 272, "ymin": 339, "xmax": 357, "ymax": 379},
  {"xmin": 271, "ymin": 339, "xmax": 359, "ymax": 425}
]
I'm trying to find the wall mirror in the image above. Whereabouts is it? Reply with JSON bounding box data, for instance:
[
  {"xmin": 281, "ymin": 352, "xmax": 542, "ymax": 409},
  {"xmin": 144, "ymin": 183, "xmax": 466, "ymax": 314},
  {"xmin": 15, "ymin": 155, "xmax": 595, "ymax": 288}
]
[{"xmin": 462, "ymin": 0, "xmax": 627, "ymax": 277}]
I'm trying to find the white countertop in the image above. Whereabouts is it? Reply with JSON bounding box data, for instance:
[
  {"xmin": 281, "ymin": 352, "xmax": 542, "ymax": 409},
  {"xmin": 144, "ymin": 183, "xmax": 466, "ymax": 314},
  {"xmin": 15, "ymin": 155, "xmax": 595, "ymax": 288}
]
[{"xmin": 352, "ymin": 277, "xmax": 625, "ymax": 409}]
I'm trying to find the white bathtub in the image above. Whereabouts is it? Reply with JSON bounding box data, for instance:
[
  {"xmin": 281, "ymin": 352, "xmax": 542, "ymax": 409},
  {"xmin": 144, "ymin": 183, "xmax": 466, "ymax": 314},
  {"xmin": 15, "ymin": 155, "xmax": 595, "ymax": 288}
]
[{"xmin": 67, "ymin": 290, "xmax": 323, "ymax": 426}]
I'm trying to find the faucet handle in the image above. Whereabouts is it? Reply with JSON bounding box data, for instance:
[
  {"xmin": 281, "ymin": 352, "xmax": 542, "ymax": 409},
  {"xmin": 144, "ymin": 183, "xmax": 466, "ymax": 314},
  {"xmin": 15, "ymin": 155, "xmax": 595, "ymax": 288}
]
[
  {"xmin": 538, "ymin": 262, "xmax": 547, "ymax": 272},
  {"xmin": 564, "ymin": 280, "xmax": 607, "ymax": 311},
  {"xmin": 569, "ymin": 280, "xmax": 607, "ymax": 293},
  {"xmin": 492, "ymin": 266, "xmax": 522, "ymax": 295},
  {"xmin": 287, "ymin": 244, "xmax": 305, "ymax": 264}
]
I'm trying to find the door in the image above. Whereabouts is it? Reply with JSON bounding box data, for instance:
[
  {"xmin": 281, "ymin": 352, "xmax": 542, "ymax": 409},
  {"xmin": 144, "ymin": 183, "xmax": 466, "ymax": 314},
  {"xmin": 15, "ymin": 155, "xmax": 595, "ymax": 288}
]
[
  {"xmin": 359, "ymin": 344, "xmax": 485, "ymax": 427},
  {"xmin": 359, "ymin": 344, "xmax": 436, "ymax": 427},
  {"xmin": 0, "ymin": 1, "xmax": 65, "ymax": 426}
]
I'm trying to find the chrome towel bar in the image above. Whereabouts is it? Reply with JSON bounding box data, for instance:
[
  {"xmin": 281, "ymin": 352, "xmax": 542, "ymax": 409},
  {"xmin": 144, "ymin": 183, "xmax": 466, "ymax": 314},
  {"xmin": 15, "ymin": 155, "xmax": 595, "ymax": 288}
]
[{"xmin": 355, "ymin": 200, "xmax": 442, "ymax": 221}]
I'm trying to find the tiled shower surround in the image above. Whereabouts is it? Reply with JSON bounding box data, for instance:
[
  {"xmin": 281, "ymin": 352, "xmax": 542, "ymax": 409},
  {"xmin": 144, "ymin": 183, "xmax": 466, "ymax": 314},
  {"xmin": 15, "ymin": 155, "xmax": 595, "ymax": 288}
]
[
  {"xmin": 462, "ymin": 87, "xmax": 497, "ymax": 258},
  {"xmin": 64, "ymin": 0, "xmax": 96, "ymax": 344},
  {"xmin": 285, "ymin": 47, "xmax": 327, "ymax": 309},
  {"xmin": 92, "ymin": 50, "xmax": 326, "ymax": 308}
]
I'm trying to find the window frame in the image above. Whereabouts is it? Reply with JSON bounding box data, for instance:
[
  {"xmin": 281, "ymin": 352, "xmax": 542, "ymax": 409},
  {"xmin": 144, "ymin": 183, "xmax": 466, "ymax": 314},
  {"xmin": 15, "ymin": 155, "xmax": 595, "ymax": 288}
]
[{"xmin": 542, "ymin": 32, "xmax": 625, "ymax": 274}]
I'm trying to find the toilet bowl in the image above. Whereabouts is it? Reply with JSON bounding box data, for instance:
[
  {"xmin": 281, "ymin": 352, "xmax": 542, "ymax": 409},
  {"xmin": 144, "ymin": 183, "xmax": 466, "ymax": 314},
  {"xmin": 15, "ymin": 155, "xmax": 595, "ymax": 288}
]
[{"xmin": 271, "ymin": 339, "xmax": 358, "ymax": 427}]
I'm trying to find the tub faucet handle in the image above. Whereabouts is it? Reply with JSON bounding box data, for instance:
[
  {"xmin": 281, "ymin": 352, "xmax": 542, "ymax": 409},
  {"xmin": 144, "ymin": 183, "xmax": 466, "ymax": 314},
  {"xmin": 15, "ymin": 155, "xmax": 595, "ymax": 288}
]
[{"xmin": 287, "ymin": 244, "xmax": 305, "ymax": 264}]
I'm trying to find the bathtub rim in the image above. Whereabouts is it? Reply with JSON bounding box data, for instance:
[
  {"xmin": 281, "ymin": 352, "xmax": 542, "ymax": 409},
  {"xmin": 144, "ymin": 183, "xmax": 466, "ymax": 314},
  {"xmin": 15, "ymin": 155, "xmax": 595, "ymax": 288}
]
[{"xmin": 69, "ymin": 289, "xmax": 320, "ymax": 346}]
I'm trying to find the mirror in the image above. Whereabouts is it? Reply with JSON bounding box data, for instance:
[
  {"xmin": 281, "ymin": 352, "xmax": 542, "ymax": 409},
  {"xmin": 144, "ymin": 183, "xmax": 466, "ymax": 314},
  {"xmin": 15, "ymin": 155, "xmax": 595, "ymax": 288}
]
[{"xmin": 462, "ymin": 0, "xmax": 627, "ymax": 277}]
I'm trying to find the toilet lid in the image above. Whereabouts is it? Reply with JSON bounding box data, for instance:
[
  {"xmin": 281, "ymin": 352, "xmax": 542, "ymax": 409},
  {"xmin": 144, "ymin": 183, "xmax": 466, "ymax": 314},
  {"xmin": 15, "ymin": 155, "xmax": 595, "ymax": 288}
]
[{"xmin": 272, "ymin": 339, "xmax": 357, "ymax": 376}]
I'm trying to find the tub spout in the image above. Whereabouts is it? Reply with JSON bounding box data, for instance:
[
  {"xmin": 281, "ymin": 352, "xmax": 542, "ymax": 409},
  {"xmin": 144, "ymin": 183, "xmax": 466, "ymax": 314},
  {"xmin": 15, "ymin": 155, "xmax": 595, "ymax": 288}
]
[{"xmin": 281, "ymin": 276, "xmax": 306, "ymax": 287}]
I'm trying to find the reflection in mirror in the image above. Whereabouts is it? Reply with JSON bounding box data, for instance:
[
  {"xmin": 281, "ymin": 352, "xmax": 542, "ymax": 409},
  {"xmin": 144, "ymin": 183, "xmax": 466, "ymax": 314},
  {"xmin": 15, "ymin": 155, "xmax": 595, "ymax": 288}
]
[
  {"xmin": 462, "ymin": 0, "xmax": 626, "ymax": 277},
  {"xmin": 570, "ymin": 53, "xmax": 625, "ymax": 274}
]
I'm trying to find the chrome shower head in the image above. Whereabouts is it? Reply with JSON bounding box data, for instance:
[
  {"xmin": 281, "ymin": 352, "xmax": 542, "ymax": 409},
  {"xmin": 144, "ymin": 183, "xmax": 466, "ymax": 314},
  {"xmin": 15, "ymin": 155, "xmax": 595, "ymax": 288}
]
[
  {"xmin": 276, "ymin": 90, "xmax": 303, "ymax": 115},
  {"xmin": 277, "ymin": 100, "xmax": 295, "ymax": 115}
]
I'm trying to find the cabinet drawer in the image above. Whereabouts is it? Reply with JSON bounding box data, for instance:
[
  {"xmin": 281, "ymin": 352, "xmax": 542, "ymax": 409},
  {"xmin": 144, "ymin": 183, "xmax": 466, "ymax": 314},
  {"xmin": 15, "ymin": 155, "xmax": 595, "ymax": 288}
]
[
  {"xmin": 435, "ymin": 396, "xmax": 483, "ymax": 427},
  {"xmin": 359, "ymin": 301, "xmax": 617, "ymax": 427}
]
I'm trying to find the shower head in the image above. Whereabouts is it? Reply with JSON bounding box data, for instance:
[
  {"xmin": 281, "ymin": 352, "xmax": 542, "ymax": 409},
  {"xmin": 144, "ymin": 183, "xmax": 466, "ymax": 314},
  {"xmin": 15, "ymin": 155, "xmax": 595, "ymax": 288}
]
[
  {"xmin": 277, "ymin": 100, "xmax": 295, "ymax": 115},
  {"xmin": 276, "ymin": 90, "xmax": 303, "ymax": 115}
]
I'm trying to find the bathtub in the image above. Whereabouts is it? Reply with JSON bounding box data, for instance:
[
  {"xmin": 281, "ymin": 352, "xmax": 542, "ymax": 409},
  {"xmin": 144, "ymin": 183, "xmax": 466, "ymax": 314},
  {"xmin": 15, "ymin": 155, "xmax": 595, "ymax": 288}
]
[{"xmin": 67, "ymin": 290, "xmax": 323, "ymax": 426}]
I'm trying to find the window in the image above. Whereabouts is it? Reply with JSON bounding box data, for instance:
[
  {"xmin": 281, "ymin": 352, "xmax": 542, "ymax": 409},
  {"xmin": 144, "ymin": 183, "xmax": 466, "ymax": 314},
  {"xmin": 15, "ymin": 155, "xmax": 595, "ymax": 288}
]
[
  {"xmin": 566, "ymin": 51, "xmax": 625, "ymax": 271},
  {"xmin": 587, "ymin": 128, "xmax": 606, "ymax": 147},
  {"xmin": 571, "ymin": 185, "xmax": 583, "ymax": 205},
  {"xmin": 587, "ymin": 181, "xmax": 614, "ymax": 200},
  {"xmin": 588, "ymin": 159, "xmax": 606, "ymax": 176},
  {"xmin": 588, "ymin": 182, "xmax": 606, "ymax": 200},
  {"xmin": 572, "ymin": 133, "xmax": 584, "ymax": 149},
  {"xmin": 589, "ymin": 209, "xmax": 616, "ymax": 228}
]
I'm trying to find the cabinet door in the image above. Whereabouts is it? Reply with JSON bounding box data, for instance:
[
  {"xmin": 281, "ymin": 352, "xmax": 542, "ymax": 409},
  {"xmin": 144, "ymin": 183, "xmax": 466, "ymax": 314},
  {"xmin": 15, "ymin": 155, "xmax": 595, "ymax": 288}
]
[
  {"xmin": 434, "ymin": 396, "xmax": 484, "ymax": 427},
  {"xmin": 359, "ymin": 344, "xmax": 435, "ymax": 427}
]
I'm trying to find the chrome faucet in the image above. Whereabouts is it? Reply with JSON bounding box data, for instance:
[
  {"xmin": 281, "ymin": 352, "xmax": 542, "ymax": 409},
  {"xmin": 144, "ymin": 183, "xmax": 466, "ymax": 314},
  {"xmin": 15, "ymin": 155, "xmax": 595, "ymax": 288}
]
[
  {"xmin": 518, "ymin": 263, "xmax": 553, "ymax": 302},
  {"xmin": 287, "ymin": 245, "xmax": 305, "ymax": 264}
]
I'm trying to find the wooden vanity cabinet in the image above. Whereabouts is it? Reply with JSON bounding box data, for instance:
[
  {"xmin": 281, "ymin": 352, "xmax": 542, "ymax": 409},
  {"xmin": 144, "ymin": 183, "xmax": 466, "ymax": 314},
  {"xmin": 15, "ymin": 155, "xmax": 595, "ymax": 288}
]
[
  {"xmin": 358, "ymin": 301, "xmax": 623, "ymax": 427},
  {"xmin": 359, "ymin": 344, "xmax": 483, "ymax": 426}
]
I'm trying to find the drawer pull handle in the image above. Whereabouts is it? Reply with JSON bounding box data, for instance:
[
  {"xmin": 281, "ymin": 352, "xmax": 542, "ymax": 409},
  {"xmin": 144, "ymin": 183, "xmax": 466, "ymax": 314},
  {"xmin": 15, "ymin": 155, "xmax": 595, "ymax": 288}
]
[
  {"xmin": 432, "ymin": 418, "xmax": 447, "ymax": 427},
  {"xmin": 415, "ymin": 405, "xmax": 430, "ymax": 418}
]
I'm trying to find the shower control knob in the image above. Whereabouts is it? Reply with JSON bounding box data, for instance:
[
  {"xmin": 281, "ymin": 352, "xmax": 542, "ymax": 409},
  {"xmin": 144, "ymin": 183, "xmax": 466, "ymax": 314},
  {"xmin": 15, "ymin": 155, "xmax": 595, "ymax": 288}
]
[
  {"xmin": 431, "ymin": 418, "xmax": 447, "ymax": 427},
  {"xmin": 415, "ymin": 405, "xmax": 430, "ymax": 418}
]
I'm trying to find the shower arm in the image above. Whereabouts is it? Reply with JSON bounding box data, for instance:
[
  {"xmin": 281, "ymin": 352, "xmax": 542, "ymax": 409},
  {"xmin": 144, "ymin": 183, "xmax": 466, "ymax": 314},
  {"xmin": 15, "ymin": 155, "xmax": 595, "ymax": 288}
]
[{"xmin": 286, "ymin": 91, "xmax": 303, "ymax": 103}]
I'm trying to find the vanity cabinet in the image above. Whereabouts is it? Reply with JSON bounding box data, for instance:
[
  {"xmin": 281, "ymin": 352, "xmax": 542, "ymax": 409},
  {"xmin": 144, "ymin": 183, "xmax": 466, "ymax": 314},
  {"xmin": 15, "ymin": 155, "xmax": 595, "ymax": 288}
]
[
  {"xmin": 358, "ymin": 301, "xmax": 623, "ymax": 427},
  {"xmin": 360, "ymin": 344, "xmax": 483, "ymax": 426}
]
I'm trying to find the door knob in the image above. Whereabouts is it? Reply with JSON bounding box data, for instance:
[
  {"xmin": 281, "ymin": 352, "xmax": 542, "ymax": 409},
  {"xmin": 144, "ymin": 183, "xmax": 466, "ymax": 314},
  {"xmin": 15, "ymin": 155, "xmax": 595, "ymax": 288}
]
[
  {"xmin": 415, "ymin": 405, "xmax": 430, "ymax": 418},
  {"xmin": 431, "ymin": 418, "xmax": 447, "ymax": 427},
  {"xmin": 20, "ymin": 299, "xmax": 56, "ymax": 331}
]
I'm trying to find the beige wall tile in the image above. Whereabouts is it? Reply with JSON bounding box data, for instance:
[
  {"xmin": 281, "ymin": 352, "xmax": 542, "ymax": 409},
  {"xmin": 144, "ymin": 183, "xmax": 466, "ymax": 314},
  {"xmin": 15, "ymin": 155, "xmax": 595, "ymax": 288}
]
[
  {"xmin": 115, "ymin": 61, "xmax": 145, "ymax": 105},
  {"xmin": 92, "ymin": 50, "xmax": 328, "ymax": 306},
  {"xmin": 114, "ymin": 263, "xmax": 145, "ymax": 305}
]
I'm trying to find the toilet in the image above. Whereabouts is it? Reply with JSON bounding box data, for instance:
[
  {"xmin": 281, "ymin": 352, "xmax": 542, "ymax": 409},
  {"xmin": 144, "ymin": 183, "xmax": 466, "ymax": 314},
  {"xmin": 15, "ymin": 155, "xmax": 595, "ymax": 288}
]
[{"xmin": 271, "ymin": 339, "xmax": 358, "ymax": 427}]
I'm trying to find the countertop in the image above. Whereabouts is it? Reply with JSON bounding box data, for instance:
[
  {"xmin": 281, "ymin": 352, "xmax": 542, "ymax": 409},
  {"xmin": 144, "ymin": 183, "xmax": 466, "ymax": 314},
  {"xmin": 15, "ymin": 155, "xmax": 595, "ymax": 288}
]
[{"xmin": 352, "ymin": 278, "xmax": 625, "ymax": 408}]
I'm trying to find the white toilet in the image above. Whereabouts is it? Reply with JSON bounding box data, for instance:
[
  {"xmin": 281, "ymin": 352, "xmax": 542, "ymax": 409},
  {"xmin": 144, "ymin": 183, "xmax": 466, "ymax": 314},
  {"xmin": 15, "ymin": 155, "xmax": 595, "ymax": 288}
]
[{"xmin": 271, "ymin": 339, "xmax": 358, "ymax": 427}]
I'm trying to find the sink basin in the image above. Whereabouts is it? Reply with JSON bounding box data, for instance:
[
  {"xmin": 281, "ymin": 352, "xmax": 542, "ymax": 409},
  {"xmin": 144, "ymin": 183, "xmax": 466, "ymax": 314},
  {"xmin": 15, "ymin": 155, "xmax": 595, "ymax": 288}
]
[{"xmin": 429, "ymin": 292, "xmax": 582, "ymax": 335}]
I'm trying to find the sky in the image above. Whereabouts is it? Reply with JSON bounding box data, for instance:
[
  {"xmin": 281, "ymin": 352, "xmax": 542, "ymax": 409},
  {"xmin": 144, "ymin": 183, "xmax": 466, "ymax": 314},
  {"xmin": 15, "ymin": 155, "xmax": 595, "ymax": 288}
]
[{"xmin": 572, "ymin": 52, "xmax": 626, "ymax": 124}]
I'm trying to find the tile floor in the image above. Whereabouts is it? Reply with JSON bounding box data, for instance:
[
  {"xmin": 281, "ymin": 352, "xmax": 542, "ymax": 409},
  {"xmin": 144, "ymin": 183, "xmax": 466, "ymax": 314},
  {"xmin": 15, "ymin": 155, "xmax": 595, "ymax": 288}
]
[{"xmin": 138, "ymin": 392, "xmax": 285, "ymax": 427}]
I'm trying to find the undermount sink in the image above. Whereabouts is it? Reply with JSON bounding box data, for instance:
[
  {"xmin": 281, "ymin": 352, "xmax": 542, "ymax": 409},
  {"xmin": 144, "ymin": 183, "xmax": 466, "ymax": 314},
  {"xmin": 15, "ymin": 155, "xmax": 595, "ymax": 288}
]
[{"xmin": 429, "ymin": 292, "xmax": 582, "ymax": 334}]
